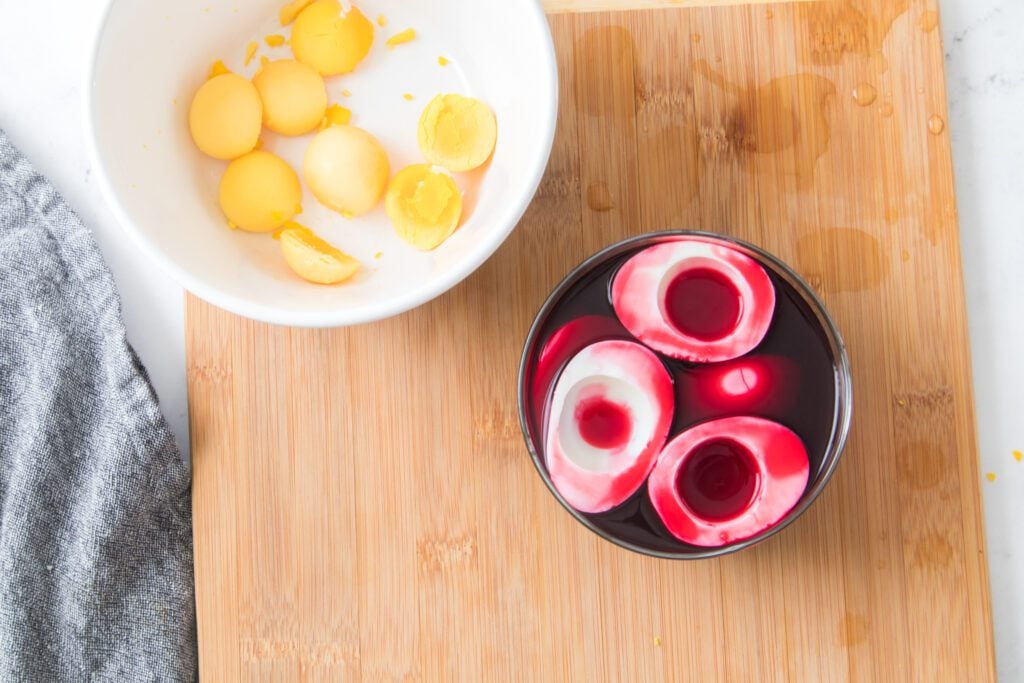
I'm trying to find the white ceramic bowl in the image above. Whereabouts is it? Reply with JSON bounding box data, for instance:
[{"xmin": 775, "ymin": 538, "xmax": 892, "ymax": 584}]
[{"xmin": 86, "ymin": 0, "xmax": 557, "ymax": 326}]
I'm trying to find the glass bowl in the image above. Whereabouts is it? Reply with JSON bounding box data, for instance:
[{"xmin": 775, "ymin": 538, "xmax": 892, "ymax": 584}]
[{"xmin": 517, "ymin": 231, "xmax": 853, "ymax": 559}]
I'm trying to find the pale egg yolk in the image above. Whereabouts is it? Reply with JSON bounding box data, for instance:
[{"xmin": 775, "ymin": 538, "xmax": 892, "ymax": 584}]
[
  {"xmin": 417, "ymin": 94, "xmax": 497, "ymax": 172},
  {"xmin": 385, "ymin": 164, "xmax": 462, "ymax": 250},
  {"xmin": 303, "ymin": 125, "xmax": 389, "ymax": 216},
  {"xmin": 290, "ymin": 0, "xmax": 374, "ymax": 76},
  {"xmin": 252, "ymin": 59, "xmax": 327, "ymax": 136},
  {"xmin": 219, "ymin": 151, "xmax": 302, "ymax": 232},
  {"xmin": 189, "ymin": 73, "xmax": 262, "ymax": 160},
  {"xmin": 278, "ymin": 222, "xmax": 360, "ymax": 284}
]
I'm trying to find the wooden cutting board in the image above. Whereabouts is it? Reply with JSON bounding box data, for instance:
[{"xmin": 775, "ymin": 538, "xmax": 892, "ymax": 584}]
[{"xmin": 186, "ymin": 0, "xmax": 996, "ymax": 679}]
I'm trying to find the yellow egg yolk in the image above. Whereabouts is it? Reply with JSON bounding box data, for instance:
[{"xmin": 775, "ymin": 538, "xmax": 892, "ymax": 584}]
[
  {"xmin": 189, "ymin": 73, "xmax": 262, "ymax": 160},
  {"xmin": 219, "ymin": 151, "xmax": 302, "ymax": 232},
  {"xmin": 290, "ymin": 0, "xmax": 374, "ymax": 76},
  {"xmin": 244, "ymin": 42, "xmax": 258, "ymax": 65},
  {"xmin": 385, "ymin": 164, "xmax": 462, "ymax": 250},
  {"xmin": 264, "ymin": 34, "xmax": 286, "ymax": 47},
  {"xmin": 279, "ymin": 0, "xmax": 312, "ymax": 25},
  {"xmin": 207, "ymin": 59, "xmax": 230, "ymax": 79},
  {"xmin": 253, "ymin": 59, "xmax": 327, "ymax": 136},
  {"xmin": 417, "ymin": 94, "xmax": 497, "ymax": 172},
  {"xmin": 278, "ymin": 223, "xmax": 360, "ymax": 284},
  {"xmin": 319, "ymin": 104, "xmax": 351, "ymax": 129},
  {"xmin": 303, "ymin": 125, "xmax": 389, "ymax": 216}
]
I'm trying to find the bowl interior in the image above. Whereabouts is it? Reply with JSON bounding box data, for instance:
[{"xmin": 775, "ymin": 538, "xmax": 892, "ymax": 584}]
[
  {"xmin": 88, "ymin": 0, "xmax": 556, "ymax": 326},
  {"xmin": 518, "ymin": 232, "xmax": 853, "ymax": 560}
]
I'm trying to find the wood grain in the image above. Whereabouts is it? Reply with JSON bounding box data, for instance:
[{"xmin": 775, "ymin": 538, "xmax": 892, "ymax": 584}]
[{"xmin": 187, "ymin": 0, "xmax": 996, "ymax": 679}]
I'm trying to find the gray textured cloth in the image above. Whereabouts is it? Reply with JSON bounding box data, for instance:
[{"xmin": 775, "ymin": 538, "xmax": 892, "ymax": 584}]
[{"xmin": 0, "ymin": 131, "xmax": 196, "ymax": 681}]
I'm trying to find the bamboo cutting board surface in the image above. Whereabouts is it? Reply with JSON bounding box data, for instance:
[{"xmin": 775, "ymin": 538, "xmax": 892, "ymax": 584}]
[{"xmin": 186, "ymin": 0, "xmax": 996, "ymax": 679}]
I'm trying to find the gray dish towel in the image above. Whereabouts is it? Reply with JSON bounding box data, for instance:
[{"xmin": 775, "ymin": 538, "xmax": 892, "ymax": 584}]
[{"xmin": 0, "ymin": 131, "xmax": 196, "ymax": 681}]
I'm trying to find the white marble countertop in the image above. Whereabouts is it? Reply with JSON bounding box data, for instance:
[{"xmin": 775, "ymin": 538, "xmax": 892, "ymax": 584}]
[{"xmin": 0, "ymin": 0, "xmax": 1020, "ymax": 676}]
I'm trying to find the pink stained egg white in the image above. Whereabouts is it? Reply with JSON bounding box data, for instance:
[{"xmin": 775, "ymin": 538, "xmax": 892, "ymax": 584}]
[
  {"xmin": 611, "ymin": 238, "xmax": 776, "ymax": 363},
  {"xmin": 647, "ymin": 415, "xmax": 809, "ymax": 547},
  {"xmin": 545, "ymin": 340, "xmax": 674, "ymax": 513}
]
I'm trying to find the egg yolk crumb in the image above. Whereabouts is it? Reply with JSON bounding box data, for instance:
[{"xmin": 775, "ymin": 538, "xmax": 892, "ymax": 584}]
[
  {"xmin": 219, "ymin": 150, "xmax": 302, "ymax": 232},
  {"xmin": 385, "ymin": 164, "xmax": 462, "ymax": 250},
  {"xmin": 319, "ymin": 104, "xmax": 352, "ymax": 129},
  {"xmin": 303, "ymin": 125, "xmax": 389, "ymax": 216},
  {"xmin": 278, "ymin": 223, "xmax": 360, "ymax": 284},
  {"xmin": 437, "ymin": 56, "xmax": 449, "ymax": 66},
  {"xmin": 244, "ymin": 41, "xmax": 258, "ymax": 65},
  {"xmin": 291, "ymin": 0, "xmax": 374, "ymax": 76},
  {"xmin": 264, "ymin": 33, "xmax": 286, "ymax": 47},
  {"xmin": 207, "ymin": 59, "xmax": 231, "ymax": 79},
  {"xmin": 417, "ymin": 93, "xmax": 497, "ymax": 172},
  {"xmin": 341, "ymin": 88, "xmax": 352, "ymax": 97},
  {"xmin": 386, "ymin": 28, "xmax": 416, "ymax": 48},
  {"xmin": 279, "ymin": 0, "xmax": 312, "ymax": 25},
  {"xmin": 253, "ymin": 59, "xmax": 327, "ymax": 135},
  {"xmin": 376, "ymin": 14, "xmax": 387, "ymax": 26},
  {"xmin": 402, "ymin": 93, "xmax": 414, "ymax": 101},
  {"xmin": 189, "ymin": 73, "xmax": 262, "ymax": 159}
]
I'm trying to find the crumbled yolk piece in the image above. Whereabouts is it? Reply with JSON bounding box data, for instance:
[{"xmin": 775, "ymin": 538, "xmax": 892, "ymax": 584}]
[
  {"xmin": 260, "ymin": 55, "xmax": 270, "ymax": 67},
  {"xmin": 1014, "ymin": 450, "xmax": 1022, "ymax": 462},
  {"xmin": 189, "ymin": 73, "xmax": 262, "ymax": 159},
  {"xmin": 264, "ymin": 33, "xmax": 286, "ymax": 47},
  {"xmin": 319, "ymin": 104, "xmax": 352, "ymax": 129},
  {"xmin": 207, "ymin": 59, "xmax": 230, "ymax": 79},
  {"xmin": 244, "ymin": 41, "xmax": 258, "ymax": 65},
  {"xmin": 253, "ymin": 59, "xmax": 327, "ymax": 136},
  {"xmin": 437, "ymin": 55, "xmax": 449, "ymax": 66},
  {"xmin": 417, "ymin": 93, "xmax": 497, "ymax": 172},
  {"xmin": 279, "ymin": 223, "xmax": 360, "ymax": 284},
  {"xmin": 279, "ymin": 0, "xmax": 312, "ymax": 25},
  {"xmin": 386, "ymin": 28, "xmax": 416, "ymax": 48},
  {"xmin": 218, "ymin": 150, "xmax": 302, "ymax": 232},
  {"xmin": 986, "ymin": 472, "xmax": 997, "ymax": 482},
  {"xmin": 374, "ymin": 251, "xmax": 382, "ymax": 259},
  {"xmin": 376, "ymin": 14, "xmax": 387, "ymax": 27},
  {"xmin": 291, "ymin": 0, "xmax": 374, "ymax": 76},
  {"xmin": 385, "ymin": 164, "xmax": 463, "ymax": 250},
  {"xmin": 303, "ymin": 125, "xmax": 390, "ymax": 216},
  {"xmin": 402, "ymin": 93, "xmax": 414, "ymax": 101}
]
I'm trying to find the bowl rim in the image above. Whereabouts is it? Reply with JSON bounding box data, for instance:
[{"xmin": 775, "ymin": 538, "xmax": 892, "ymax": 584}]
[
  {"xmin": 516, "ymin": 230, "xmax": 854, "ymax": 560},
  {"xmin": 83, "ymin": 0, "xmax": 558, "ymax": 328}
]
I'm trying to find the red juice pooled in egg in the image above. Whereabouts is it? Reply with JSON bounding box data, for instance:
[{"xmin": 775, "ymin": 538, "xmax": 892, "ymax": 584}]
[
  {"xmin": 664, "ymin": 267, "xmax": 742, "ymax": 341},
  {"xmin": 526, "ymin": 238, "xmax": 836, "ymax": 554}
]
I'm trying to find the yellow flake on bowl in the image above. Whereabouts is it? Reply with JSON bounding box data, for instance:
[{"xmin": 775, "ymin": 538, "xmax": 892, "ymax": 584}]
[
  {"xmin": 437, "ymin": 55, "xmax": 449, "ymax": 66},
  {"xmin": 986, "ymin": 472, "xmax": 997, "ymax": 482},
  {"xmin": 265, "ymin": 33, "xmax": 286, "ymax": 47},
  {"xmin": 341, "ymin": 88, "xmax": 352, "ymax": 97},
  {"xmin": 374, "ymin": 251, "xmax": 382, "ymax": 259},
  {"xmin": 319, "ymin": 104, "xmax": 352, "ymax": 129},
  {"xmin": 386, "ymin": 28, "xmax": 416, "ymax": 48},
  {"xmin": 376, "ymin": 14, "xmax": 387, "ymax": 27},
  {"xmin": 207, "ymin": 59, "xmax": 230, "ymax": 79},
  {"xmin": 260, "ymin": 55, "xmax": 270, "ymax": 68},
  {"xmin": 279, "ymin": 0, "xmax": 312, "ymax": 25},
  {"xmin": 1014, "ymin": 450, "xmax": 1022, "ymax": 462},
  {"xmin": 402, "ymin": 93, "xmax": 414, "ymax": 101},
  {"xmin": 244, "ymin": 41, "xmax": 258, "ymax": 65}
]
